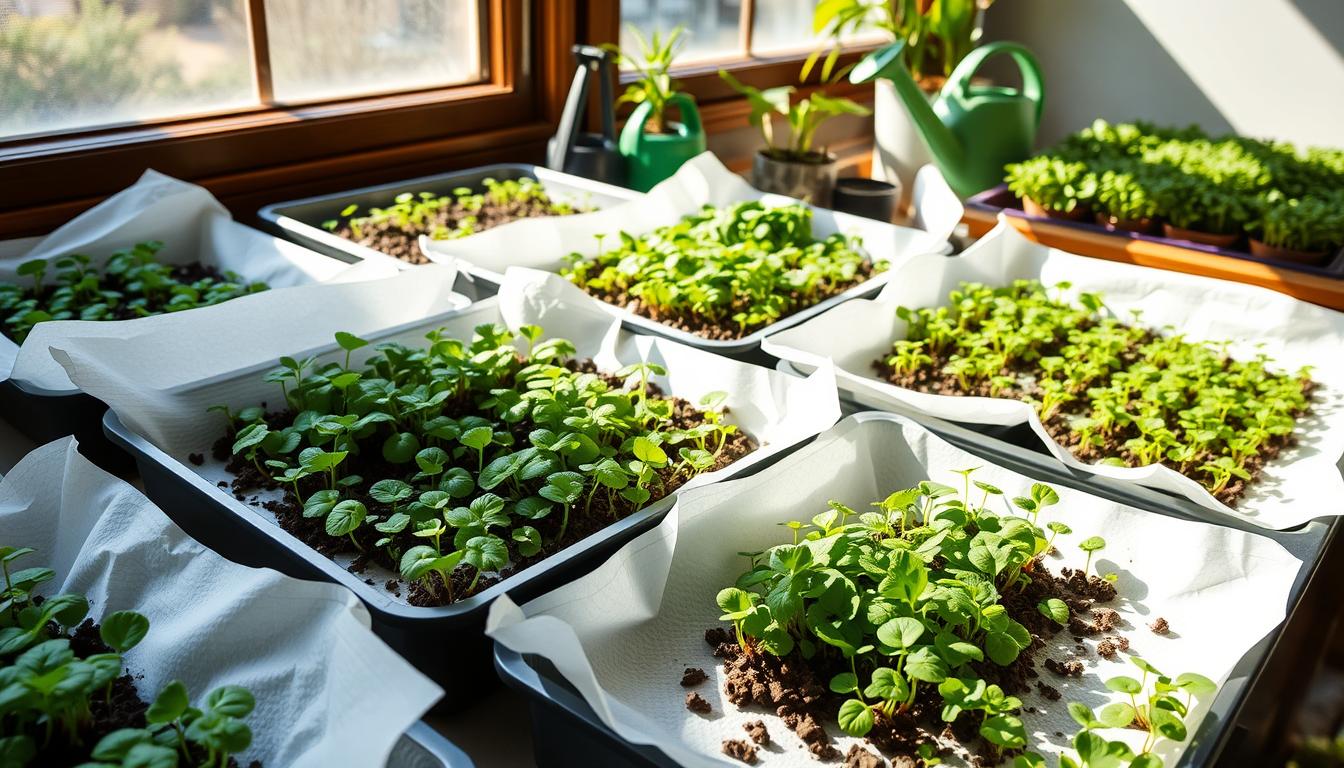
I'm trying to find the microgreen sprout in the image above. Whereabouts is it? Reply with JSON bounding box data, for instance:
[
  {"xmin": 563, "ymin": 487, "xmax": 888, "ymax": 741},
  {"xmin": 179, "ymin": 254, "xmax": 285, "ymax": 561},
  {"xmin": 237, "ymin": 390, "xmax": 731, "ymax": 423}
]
[{"xmin": 217, "ymin": 323, "xmax": 750, "ymax": 606}]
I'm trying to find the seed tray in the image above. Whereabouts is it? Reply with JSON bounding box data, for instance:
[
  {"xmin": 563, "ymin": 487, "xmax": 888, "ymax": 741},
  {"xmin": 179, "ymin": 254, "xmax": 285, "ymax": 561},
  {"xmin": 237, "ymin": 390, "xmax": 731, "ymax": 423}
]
[
  {"xmin": 257, "ymin": 163, "xmax": 642, "ymax": 302},
  {"xmin": 495, "ymin": 409, "xmax": 1335, "ymax": 767},
  {"xmin": 103, "ymin": 301, "xmax": 827, "ymax": 711}
]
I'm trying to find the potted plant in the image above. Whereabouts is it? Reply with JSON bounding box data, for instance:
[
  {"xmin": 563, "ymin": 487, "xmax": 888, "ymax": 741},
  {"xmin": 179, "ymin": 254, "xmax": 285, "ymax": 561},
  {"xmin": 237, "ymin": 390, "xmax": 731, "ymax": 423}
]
[
  {"xmin": 1249, "ymin": 191, "xmax": 1344, "ymax": 265},
  {"xmin": 814, "ymin": 0, "xmax": 999, "ymax": 208},
  {"xmin": 1091, "ymin": 161, "xmax": 1160, "ymax": 234},
  {"xmin": 1004, "ymin": 155, "xmax": 1095, "ymax": 221},
  {"xmin": 720, "ymin": 70, "xmax": 871, "ymax": 206},
  {"xmin": 607, "ymin": 26, "xmax": 707, "ymax": 192}
]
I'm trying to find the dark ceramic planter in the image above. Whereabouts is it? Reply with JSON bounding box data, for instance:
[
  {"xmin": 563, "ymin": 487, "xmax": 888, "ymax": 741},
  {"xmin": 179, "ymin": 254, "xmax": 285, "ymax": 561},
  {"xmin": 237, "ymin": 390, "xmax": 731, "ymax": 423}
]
[
  {"xmin": 750, "ymin": 151, "xmax": 838, "ymax": 206},
  {"xmin": 831, "ymin": 177, "xmax": 900, "ymax": 222}
]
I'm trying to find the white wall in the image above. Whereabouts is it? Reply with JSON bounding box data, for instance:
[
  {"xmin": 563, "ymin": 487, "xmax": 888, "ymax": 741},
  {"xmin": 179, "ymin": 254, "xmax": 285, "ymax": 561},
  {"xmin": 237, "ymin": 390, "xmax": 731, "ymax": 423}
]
[{"xmin": 981, "ymin": 0, "xmax": 1344, "ymax": 148}]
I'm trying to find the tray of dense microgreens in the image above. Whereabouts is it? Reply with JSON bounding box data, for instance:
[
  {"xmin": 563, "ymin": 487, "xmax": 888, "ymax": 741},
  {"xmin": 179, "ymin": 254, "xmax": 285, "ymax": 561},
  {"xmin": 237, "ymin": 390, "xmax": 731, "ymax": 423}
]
[
  {"xmin": 487, "ymin": 411, "xmax": 1303, "ymax": 768},
  {"xmin": 1, "ymin": 437, "xmax": 447, "ymax": 768},
  {"xmin": 258, "ymin": 164, "xmax": 640, "ymax": 289},
  {"xmin": 0, "ymin": 170, "xmax": 367, "ymax": 464},
  {"xmin": 975, "ymin": 120, "xmax": 1344, "ymax": 270},
  {"xmin": 51, "ymin": 268, "xmax": 839, "ymax": 705},
  {"xmin": 417, "ymin": 153, "xmax": 956, "ymax": 356},
  {"xmin": 763, "ymin": 222, "xmax": 1344, "ymax": 529}
]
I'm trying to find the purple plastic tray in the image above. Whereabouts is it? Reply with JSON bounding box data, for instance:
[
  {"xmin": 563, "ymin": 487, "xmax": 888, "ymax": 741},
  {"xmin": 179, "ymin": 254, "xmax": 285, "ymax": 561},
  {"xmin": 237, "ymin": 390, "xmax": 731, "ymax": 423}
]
[{"xmin": 968, "ymin": 185, "xmax": 1344, "ymax": 279}]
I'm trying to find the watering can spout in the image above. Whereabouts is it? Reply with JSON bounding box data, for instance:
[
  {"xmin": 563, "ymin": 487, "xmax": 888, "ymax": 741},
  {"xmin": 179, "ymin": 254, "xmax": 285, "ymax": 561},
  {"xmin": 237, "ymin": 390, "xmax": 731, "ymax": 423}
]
[{"xmin": 850, "ymin": 42, "xmax": 965, "ymax": 178}]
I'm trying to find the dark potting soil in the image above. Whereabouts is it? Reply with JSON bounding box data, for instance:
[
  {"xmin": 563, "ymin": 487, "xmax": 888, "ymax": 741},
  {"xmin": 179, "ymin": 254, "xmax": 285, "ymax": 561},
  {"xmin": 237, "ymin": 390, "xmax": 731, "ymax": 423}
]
[
  {"xmin": 722, "ymin": 738, "xmax": 759, "ymax": 764},
  {"xmin": 687, "ymin": 691, "xmax": 713, "ymax": 714},
  {"xmin": 0, "ymin": 262, "xmax": 238, "ymax": 345},
  {"xmin": 215, "ymin": 360, "xmax": 756, "ymax": 608},
  {"xmin": 1149, "ymin": 617, "xmax": 1170, "ymax": 635},
  {"xmin": 682, "ymin": 667, "xmax": 709, "ymax": 687},
  {"xmin": 873, "ymin": 344, "xmax": 1314, "ymax": 507},
  {"xmin": 332, "ymin": 196, "xmax": 582, "ymax": 266},
  {"xmin": 31, "ymin": 618, "xmax": 259, "ymax": 768},
  {"xmin": 743, "ymin": 719, "xmax": 770, "ymax": 745},
  {"xmin": 702, "ymin": 557, "xmax": 1123, "ymax": 764},
  {"xmin": 577, "ymin": 262, "xmax": 881, "ymax": 342}
]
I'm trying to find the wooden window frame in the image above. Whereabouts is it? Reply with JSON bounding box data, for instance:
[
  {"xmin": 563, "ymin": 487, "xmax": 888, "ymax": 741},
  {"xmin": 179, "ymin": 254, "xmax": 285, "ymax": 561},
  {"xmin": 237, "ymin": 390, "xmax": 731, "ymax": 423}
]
[{"xmin": 0, "ymin": 0, "xmax": 577, "ymax": 237}]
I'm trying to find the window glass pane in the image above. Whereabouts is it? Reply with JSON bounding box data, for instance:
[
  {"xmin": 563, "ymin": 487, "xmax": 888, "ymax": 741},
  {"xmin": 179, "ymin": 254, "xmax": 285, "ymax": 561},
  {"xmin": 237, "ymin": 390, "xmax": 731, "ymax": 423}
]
[
  {"xmin": 0, "ymin": 0, "xmax": 254, "ymax": 140},
  {"xmin": 264, "ymin": 0, "xmax": 483, "ymax": 104},
  {"xmin": 619, "ymin": 0, "xmax": 741, "ymax": 64},
  {"xmin": 750, "ymin": 0, "xmax": 826, "ymax": 53}
]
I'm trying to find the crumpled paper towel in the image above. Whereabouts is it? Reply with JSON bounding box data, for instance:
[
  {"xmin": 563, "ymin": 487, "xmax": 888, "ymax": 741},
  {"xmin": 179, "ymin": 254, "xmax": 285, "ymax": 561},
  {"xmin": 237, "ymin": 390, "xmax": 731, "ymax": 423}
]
[
  {"xmin": 762, "ymin": 220, "xmax": 1344, "ymax": 529},
  {"xmin": 0, "ymin": 437, "xmax": 443, "ymax": 767},
  {"xmin": 418, "ymin": 152, "xmax": 959, "ymax": 284},
  {"xmin": 487, "ymin": 412, "xmax": 1302, "ymax": 767},
  {"xmin": 0, "ymin": 169, "xmax": 393, "ymax": 391}
]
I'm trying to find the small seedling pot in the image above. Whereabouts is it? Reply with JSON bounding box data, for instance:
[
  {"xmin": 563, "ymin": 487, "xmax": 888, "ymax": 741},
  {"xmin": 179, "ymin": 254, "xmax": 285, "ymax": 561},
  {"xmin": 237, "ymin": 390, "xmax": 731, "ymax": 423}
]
[
  {"xmin": 1094, "ymin": 212, "xmax": 1157, "ymax": 235},
  {"xmin": 1021, "ymin": 195, "xmax": 1089, "ymax": 221},
  {"xmin": 1162, "ymin": 223, "xmax": 1240, "ymax": 249},
  {"xmin": 831, "ymin": 177, "xmax": 901, "ymax": 223},
  {"xmin": 1248, "ymin": 238, "xmax": 1329, "ymax": 266},
  {"xmin": 751, "ymin": 150, "xmax": 840, "ymax": 207}
]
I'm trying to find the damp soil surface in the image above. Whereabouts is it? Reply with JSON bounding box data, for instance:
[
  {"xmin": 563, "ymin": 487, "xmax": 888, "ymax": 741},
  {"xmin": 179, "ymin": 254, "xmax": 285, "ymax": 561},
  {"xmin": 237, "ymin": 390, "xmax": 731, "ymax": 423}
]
[
  {"xmin": 575, "ymin": 262, "xmax": 882, "ymax": 342},
  {"xmin": 29, "ymin": 617, "xmax": 260, "ymax": 768},
  {"xmin": 215, "ymin": 360, "xmax": 756, "ymax": 608},
  {"xmin": 0, "ymin": 263, "xmax": 238, "ymax": 344},
  {"xmin": 703, "ymin": 558, "xmax": 1120, "ymax": 765},
  {"xmin": 332, "ymin": 194, "xmax": 585, "ymax": 266},
  {"xmin": 873, "ymin": 337, "xmax": 1314, "ymax": 507}
]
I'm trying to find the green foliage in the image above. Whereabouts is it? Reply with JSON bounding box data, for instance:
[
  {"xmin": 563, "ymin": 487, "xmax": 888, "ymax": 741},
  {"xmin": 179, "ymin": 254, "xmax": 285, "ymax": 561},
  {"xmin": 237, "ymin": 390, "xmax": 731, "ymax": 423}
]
[
  {"xmin": 716, "ymin": 469, "xmax": 1068, "ymax": 760},
  {"xmin": 0, "ymin": 242, "xmax": 268, "ymax": 343},
  {"xmin": 719, "ymin": 69, "xmax": 870, "ymax": 161},
  {"xmin": 562, "ymin": 200, "xmax": 881, "ymax": 337},
  {"xmin": 1005, "ymin": 119, "xmax": 1344, "ymax": 250},
  {"xmin": 1005, "ymin": 156, "xmax": 1097, "ymax": 215},
  {"xmin": 220, "ymin": 324, "xmax": 742, "ymax": 605},
  {"xmin": 0, "ymin": 546, "xmax": 255, "ymax": 767},
  {"xmin": 604, "ymin": 25, "xmax": 688, "ymax": 135},
  {"xmin": 812, "ymin": 0, "xmax": 995, "ymax": 82},
  {"xmin": 324, "ymin": 178, "xmax": 586, "ymax": 241},
  {"xmin": 885, "ymin": 279, "xmax": 1314, "ymax": 503},
  {"xmin": 1056, "ymin": 656, "xmax": 1217, "ymax": 767}
]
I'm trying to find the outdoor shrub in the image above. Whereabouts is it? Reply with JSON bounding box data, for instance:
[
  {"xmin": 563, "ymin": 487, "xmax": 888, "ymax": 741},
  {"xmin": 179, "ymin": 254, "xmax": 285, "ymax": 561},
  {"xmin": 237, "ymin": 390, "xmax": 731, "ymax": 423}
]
[
  {"xmin": 877, "ymin": 279, "xmax": 1315, "ymax": 504},
  {"xmin": 0, "ymin": 545, "xmax": 256, "ymax": 767},
  {"xmin": 216, "ymin": 323, "xmax": 752, "ymax": 606},
  {"xmin": 562, "ymin": 200, "xmax": 881, "ymax": 339},
  {"xmin": 0, "ymin": 242, "xmax": 268, "ymax": 343}
]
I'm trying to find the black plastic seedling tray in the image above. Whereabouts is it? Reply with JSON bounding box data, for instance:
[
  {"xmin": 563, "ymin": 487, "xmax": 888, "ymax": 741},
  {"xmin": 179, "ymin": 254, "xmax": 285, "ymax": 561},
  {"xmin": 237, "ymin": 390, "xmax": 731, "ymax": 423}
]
[
  {"xmin": 394, "ymin": 722, "xmax": 475, "ymax": 768},
  {"xmin": 0, "ymin": 379, "xmax": 130, "ymax": 474},
  {"xmin": 257, "ymin": 163, "xmax": 641, "ymax": 302},
  {"xmin": 104, "ymin": 331, "xmax": 817, "ymax": 715},
  {"xmin": 494, "ymin": 409, "xmax": 1336, "ymax": 768}
]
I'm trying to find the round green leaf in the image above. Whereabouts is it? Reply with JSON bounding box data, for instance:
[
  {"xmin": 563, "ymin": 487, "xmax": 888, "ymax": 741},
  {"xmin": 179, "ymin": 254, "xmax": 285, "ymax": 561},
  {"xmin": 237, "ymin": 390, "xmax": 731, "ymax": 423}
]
[
  {"xmin": 370, "ymin": 479, "xmax": 414, "ymax": 505},
  {"xmin": 325, "ymin": 500, "xmax": 368, "ymax": 537},
  {"xmin": 146, "ymin": 680, "xmax": 190, "ymax": 725},
  {"xmin": 99, "ymin": 610, "xmax": 150, "ymax": 653},
  {"xmin": 381, "ymin": 433, "xmax": 421, "ymax": 464},
  {"xmin": 876, "ymin": 616, "xmax": 924, "ymax": 650},
  {"xmin": 1105, "ymin": 675, "xmax": 1143, "ymax": 695},
  {"xmin": 1036, "ymin": 598, "xmax": 1069, "ymax": 626},
  {"xmin": 205, "ymin": 685, "xmax": 256, "ymax": 718},
  {"xmin": 836, "ymin": 698, "xmax": 874, "ymax": 737}
]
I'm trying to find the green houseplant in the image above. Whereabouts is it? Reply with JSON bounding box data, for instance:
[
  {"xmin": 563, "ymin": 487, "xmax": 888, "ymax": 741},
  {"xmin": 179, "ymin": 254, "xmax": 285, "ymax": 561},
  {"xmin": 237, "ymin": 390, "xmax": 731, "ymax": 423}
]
[
  {"xmin": 814, "ymin": 0, "xmax": 1000, "ymax": 206},
  {"xmin": 1004, "ymin": 155, "xmax": 1095, "ymax": 220},
  {"xmin": 607, "ymin": 26, "xmax": 706, "ymax": 192},
  {"xmin": 1250, "ymin": 191, "xmax": 1344, "ymax": 264},
  {"xmin": 720, "ymin": 69, "xmax": 871, "ymax": 205},
  {"xmin": 1092, "ymin": 162, "xmax": 1160, "ymax": 233}
]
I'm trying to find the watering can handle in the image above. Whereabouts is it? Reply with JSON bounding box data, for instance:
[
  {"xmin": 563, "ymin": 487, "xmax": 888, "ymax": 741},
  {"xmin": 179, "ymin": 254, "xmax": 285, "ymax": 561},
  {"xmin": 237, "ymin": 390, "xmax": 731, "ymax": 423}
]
[
  {"xmin": 626, "ymin": 92, "xmax": 703, "ymax": 152},
  {"xmin": 946, "ymin": 42, "xmax": 1045, "ymax": 129}
]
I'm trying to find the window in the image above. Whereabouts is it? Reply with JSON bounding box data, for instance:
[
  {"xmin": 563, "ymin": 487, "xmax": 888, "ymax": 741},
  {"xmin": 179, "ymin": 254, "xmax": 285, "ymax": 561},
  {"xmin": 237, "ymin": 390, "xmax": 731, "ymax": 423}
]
[
  {"xmin": 0, "ymin": 0, "xmax": 485, "ymax": 141},
  {"xmin": 617, "ymin": 0, "xmax": 878, "ymax": 66}
]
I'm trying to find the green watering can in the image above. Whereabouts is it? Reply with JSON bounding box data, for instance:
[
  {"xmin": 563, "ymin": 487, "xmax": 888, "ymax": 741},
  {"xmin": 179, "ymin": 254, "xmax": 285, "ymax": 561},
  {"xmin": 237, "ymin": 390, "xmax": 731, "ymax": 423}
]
[
  {"xmin": 619, "ymin": 93, "xmax": 706, "ymax": 192},
  {"xmin": 851, "ymin": 41, "xmax": 1045, "ymax": 198}
]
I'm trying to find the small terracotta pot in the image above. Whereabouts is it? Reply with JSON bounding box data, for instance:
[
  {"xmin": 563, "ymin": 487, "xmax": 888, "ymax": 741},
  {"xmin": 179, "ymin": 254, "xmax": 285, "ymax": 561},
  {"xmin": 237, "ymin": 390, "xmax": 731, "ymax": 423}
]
[
  {"xmin": 1248, "ymin": 238, "xmax": 1329, "ymax": 265},
  {"xmin": 1021, "ymin": 196, "xmax": 1089, "ymax": 221},
  {"xmin": 1094, "ymin": 212, "xmax": 1156, "ymax": 235},
  {"xmin": 1162, "ymin": 223, "xmax": 1239, "ymax": 249}
]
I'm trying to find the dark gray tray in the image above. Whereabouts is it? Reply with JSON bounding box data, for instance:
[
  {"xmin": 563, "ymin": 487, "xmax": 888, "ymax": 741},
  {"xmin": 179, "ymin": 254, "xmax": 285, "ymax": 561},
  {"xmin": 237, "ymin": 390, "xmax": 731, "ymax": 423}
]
[
  {"xmin": 258, "ymin": 163, "xmax": 640, "ymax": 302},
  {"xmin": 494, "ymin": 409, "xmax": 1335, "ymax": 767},
  {"xmin": 394, "ymin": 722, "xmax": 475, "ymax": 768}
]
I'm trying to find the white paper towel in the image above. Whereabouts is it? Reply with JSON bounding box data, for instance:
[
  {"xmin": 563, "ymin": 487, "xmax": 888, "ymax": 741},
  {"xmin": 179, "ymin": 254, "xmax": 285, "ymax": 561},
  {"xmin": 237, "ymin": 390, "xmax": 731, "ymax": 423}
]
[
  {"xmin": 0, "ymin": 437, "xmax": 443, "ymax": 767},
  {"xmin": 487, "ymin": 412, "xmax": 1301, "ymax": 767},
  {"xmin": 0, "ymin": 170, "xmax": 390, "ymax": 392},
  {"xmin": 418, "ymin": 153, "xmax": 958, "ymax": 284},
  {"xmin": 51, "ymin": 268, "xmax": 842, "ymax": 601},
  {"xmin": 762, "ymin": 220, "xmax": 1344, "ymax": 529}
]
